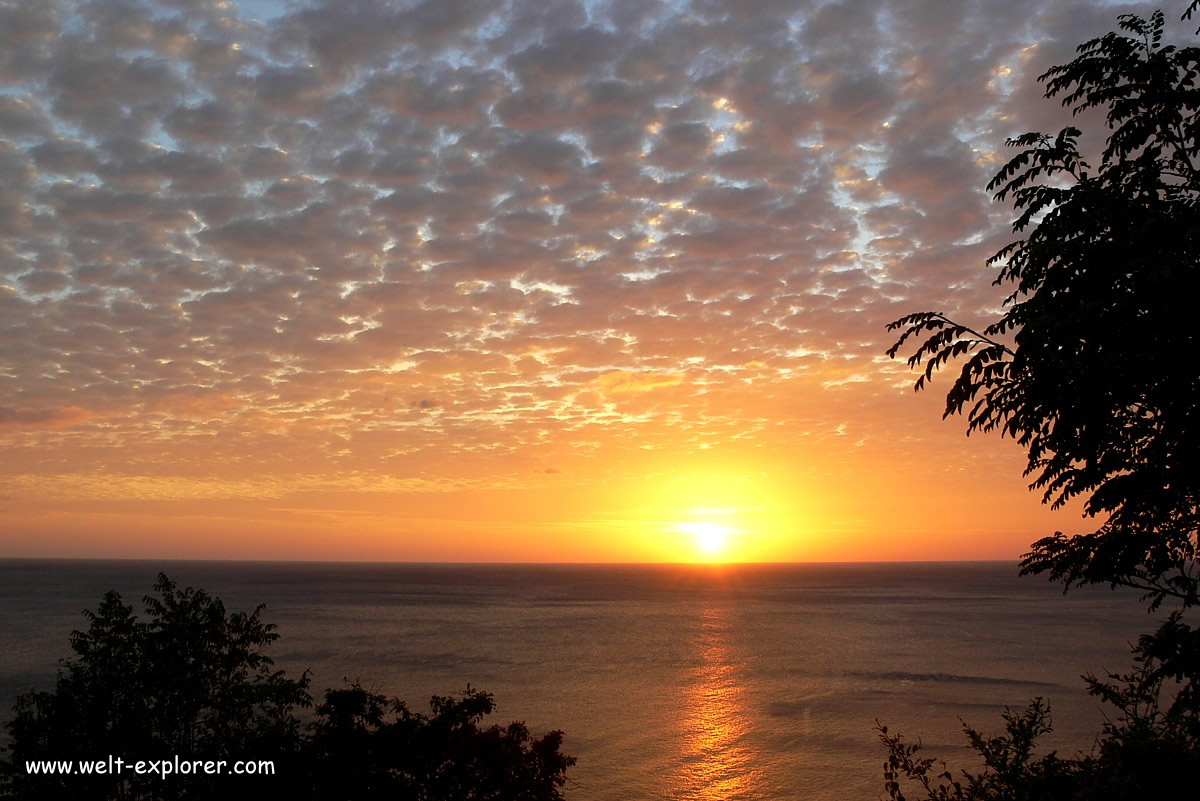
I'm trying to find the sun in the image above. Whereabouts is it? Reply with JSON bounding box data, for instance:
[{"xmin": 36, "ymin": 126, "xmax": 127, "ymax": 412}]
[
  {"xmin": 676, "ymin": 521, "xmax": 732, "ymax": 559},
  {"xmin": 635, "ymin": 464, "xmax": 802, "ymax": 562}
]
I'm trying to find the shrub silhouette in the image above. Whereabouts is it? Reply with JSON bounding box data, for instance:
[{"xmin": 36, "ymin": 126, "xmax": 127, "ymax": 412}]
[
  {"xmin": 305, "ymin": 683, "xmax": 574, "ymax": 801},
  {"xmin": 879, "ymin": 619, "xmax": 1200, "ymax": 801},
  {"xmin": 0, "ymin": 573, "xmax": 574, "ymax": 801}
]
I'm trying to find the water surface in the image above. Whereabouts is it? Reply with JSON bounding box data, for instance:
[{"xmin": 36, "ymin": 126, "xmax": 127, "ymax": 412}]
[{"xmin": 0, "ymin": 560, "xmax": 1153, "ymax": 800}]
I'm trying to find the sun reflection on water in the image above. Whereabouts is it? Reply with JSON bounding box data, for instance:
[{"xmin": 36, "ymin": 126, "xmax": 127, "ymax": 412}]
[{"xmin": 669, "ymin": 605, "xmax": 766, "ymax": 800}]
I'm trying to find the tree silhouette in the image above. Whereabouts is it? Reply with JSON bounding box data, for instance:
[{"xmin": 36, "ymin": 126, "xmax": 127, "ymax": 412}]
[
  {"xmin": 881, "ymin": 4, "xmax": 1200, "ymax": 799},
  {"xmin": 888, "ymin": 5, "xmax": 1200, "ymax": 608},
  {"xmin": 1, "ymin": 574, "xmax": 574, "ymax": 801},
  {"xmin": 1, "ymin": 574, "xmax": 310, "ymax": 800}
]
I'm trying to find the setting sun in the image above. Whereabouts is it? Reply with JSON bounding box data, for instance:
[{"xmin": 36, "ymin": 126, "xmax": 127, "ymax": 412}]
[
  {"xmin": 618, "ymin": 464, "xmax": 817, "ymax": 562},
  {"xmin": 677, "ymin": 521, "xmax": 732, "ymax": 558}
]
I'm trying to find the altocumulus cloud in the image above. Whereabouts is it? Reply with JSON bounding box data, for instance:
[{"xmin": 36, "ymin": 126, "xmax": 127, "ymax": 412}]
[{"xmin": 0, "ymin": 0, "xmax": 1158, "ymax": 499}]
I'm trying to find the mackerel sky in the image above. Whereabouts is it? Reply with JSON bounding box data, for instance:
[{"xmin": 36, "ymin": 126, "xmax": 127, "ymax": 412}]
[{"xmin": 0, "ymin": 0, "xmax": 1164, "ymax": 561}]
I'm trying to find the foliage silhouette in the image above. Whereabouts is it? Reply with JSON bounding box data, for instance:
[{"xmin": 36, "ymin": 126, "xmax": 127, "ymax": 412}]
[
  {"xmin": 879, "ymin": 615, "xmax": 1200, "ymax": 801},
  {"xmin": 1, "ymin": 574, "xmax": 574, "ymax": 801},
  {"xmin": 882, "ymin": 4, "xmax": 1200, "ymax": 799},
  {"xmin": 887, "ymin": 4, "xmax": 1200, "ymax": 609},
  {"xmin": 2, "ymin": 573, "xmax": 310, "ymax": 800},
  {"xmin": 305, "ymin": 682, "xmax": 574, "ymax": 801}
]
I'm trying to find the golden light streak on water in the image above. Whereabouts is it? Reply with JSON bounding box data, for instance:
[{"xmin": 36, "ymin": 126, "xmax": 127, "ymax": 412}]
[{"xmin": 668, "ymin": 605, "xmax": 766, "ymax": 800}]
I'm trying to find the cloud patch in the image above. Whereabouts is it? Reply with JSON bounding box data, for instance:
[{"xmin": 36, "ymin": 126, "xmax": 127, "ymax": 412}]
[
  {"xmin": 0, "ymin": 0, "xmax": 1151, "ymax": 509},
  {"xmin": 593, "ymin": 371, "xmax": 686, "ymax": 396},
  {"xmin": 0, "ymin": 405, "xmax": 92, "ymax": 430}
]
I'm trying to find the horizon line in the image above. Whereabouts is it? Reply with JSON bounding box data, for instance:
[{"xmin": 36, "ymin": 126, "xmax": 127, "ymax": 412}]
[{"xmin": 0, "ymin": 556, "xmax": 1025, "ymax": 567}]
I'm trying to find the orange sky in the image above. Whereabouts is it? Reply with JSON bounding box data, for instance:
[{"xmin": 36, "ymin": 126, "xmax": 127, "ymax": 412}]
[{"xmin": 0, "ymin": 0, "xmax": 1124, "ymax": 563}]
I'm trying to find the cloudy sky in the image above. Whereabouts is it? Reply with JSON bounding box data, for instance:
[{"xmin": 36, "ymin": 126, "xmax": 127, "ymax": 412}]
[{"xmin": 0, "ymin": 0, "xmax": 1170, "ymax": 562}]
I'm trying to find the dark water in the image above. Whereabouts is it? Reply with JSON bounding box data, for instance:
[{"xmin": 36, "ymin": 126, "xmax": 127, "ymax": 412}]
[{"xmin": 0, "ymin": 560, "xmax": 1155, "ymax": 800}]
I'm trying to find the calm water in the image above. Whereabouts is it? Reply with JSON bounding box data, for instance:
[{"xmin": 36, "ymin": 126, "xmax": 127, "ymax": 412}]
[{"xmin": 0, "ymin": 560, "xmax": 1155, "ymax": 800}]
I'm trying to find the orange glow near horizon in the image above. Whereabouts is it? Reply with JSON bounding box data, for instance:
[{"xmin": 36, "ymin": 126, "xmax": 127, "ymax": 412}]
[{"xmin": 0, "ymin": 432, "xmax": 1089, "ymax": 563}]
